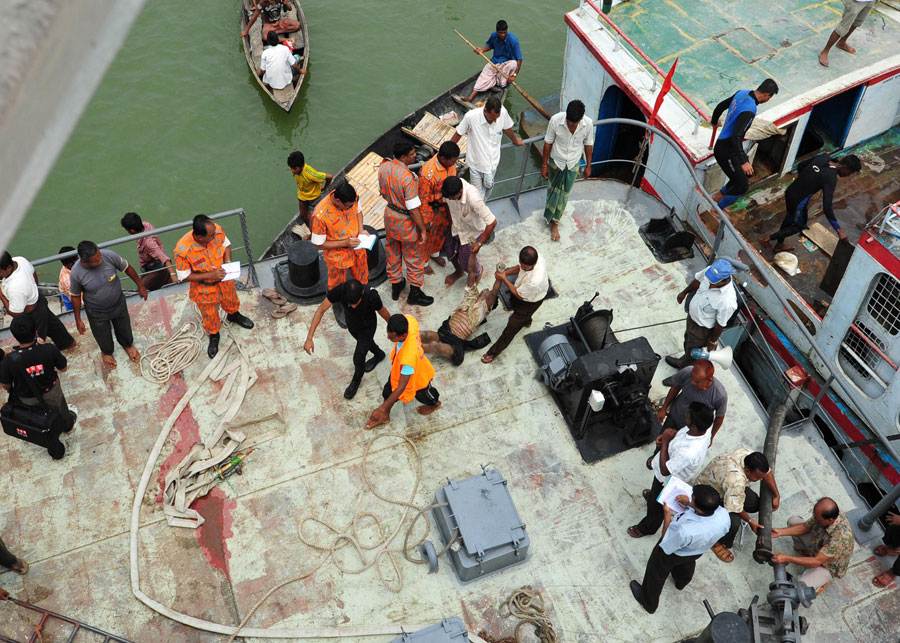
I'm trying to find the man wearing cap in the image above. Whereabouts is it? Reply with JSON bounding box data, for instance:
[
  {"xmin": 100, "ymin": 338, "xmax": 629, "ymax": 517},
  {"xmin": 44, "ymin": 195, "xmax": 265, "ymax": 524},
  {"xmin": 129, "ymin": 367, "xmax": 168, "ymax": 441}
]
[
  {"xmin": 760, "ymin": 155, "xmax": 861, "ymax": 254},
  {"xmin": 378, "ymin": 141, "xmax": 433, "ymax": 306},
  {"xmin": 441, "ymin": 176, "xmax": 497, "ymax": 289},
  {"xmin": 365, "ymin": 313, "xmax": 440, "ymax": 429},
  {"xmin": 667, "ymin": 259, "xmax": 737, "ymax": 370}
]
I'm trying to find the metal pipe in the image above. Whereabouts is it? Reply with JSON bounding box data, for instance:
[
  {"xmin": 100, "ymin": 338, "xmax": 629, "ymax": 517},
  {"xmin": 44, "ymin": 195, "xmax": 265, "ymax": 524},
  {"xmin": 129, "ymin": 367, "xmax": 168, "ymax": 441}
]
[
  {"xmin": 755, "ymin": 385, "xmax": 802, "ymax": 562},
  {"xmin": 859, "ymin": 481, "xmax": 900, "ymax": 530}
]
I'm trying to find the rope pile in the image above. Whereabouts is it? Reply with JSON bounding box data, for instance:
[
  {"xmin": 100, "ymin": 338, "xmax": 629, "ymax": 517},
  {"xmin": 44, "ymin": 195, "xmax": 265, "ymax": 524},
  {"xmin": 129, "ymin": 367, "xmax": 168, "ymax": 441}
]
[
  {"xmin": 140, "ymin": 322, "xmax": 204, "ymax": 383},
  {"xmin": 480, "ymin": 586, "xmax": 557, "ymax": 643}
]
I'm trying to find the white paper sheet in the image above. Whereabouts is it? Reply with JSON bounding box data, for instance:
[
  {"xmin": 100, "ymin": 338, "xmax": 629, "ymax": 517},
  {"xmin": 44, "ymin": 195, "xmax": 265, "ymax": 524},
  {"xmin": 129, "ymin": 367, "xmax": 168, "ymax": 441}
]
[
  {"xmin": 657, "ymin": 475, "xmax": 693, "ymax": 513},
  {"xmin": 222, "ymin": 261, "xmax": 241, "ymax": 281},
  {"xmin": 355, "ymin": 234, "xmax": 377, "ymax": 251}
]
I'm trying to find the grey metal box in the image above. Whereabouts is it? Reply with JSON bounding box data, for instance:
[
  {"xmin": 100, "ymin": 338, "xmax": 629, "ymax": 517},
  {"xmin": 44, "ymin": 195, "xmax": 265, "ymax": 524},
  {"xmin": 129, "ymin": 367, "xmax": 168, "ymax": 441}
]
[
  {"xmin": 432, "ymin": 467, "xmax": 530, "ymax": 582},
  {"xmin": 391, "ymin": 618, "xmax": 470, "ymax": 643}
]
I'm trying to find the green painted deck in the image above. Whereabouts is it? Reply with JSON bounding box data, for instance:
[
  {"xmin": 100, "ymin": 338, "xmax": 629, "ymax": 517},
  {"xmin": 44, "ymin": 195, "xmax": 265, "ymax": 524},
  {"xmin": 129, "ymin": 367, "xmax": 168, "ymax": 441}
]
[{"xmin": 608, "ymin": 0, "xmax": 900, "ymax": 113}]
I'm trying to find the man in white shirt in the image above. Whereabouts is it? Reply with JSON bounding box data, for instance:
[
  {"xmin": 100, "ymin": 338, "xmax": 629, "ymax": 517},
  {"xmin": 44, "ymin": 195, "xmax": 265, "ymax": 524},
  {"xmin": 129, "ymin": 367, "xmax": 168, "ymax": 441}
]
[
  {"xmin": 440, "ymin": 176, "xmax": 497, "ymax": 289},
  {"xmin": 667, "ymin": 259, "xmax": 737, "ymax": 369},
  {"xmin": 631, "ymin": 484, "xmax": 730, "ymax": 614},
  {"xmin": 628, "ymin": 402, "xmax": 714, "ymax": 538},
  {"xmin": 451, "ymin": 95, "xmax": 523, "ymax": 200},
  {"xmin": 257, "ymin": 31, "xmax": 303, "ymax": 90},
  {"xmin": 818, "ymin": 0, "xmax": 875, "ymax": 68},
  {"xmin": 481, "ymin": 245, "xmax": 548, "ymax": 364},
  {"xmin": 0, "ymin": 251, "xmax": 76, "ymax": 350},
  {"xmin": 541, "ymin": 100, "xmax": 595, "ymax": 241}
]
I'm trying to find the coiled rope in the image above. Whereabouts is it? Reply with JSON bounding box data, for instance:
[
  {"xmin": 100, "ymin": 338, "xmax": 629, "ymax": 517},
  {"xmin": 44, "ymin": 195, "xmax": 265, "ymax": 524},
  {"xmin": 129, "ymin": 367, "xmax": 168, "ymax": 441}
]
[
  {"xmin": 478, "ymin": 586, "xmax": 556, "ymax": 643},
  {"xmin": 225, "ymin": 433, "xmax": 458, "ymax": 642},
  {"xmin": 140, "ymin": 322, "xmax": 204, "ymax": 383}
]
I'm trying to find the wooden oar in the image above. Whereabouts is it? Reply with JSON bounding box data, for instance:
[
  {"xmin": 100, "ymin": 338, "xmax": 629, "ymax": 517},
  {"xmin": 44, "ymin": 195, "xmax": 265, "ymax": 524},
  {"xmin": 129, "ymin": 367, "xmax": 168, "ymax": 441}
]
[{"xmin": 454, "ymin": 29, "xmax": 552, "ymax": 121}]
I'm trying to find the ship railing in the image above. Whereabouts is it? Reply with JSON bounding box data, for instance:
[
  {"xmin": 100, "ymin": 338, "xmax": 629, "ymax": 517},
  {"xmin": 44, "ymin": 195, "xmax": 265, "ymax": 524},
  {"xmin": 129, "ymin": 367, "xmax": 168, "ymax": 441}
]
[
  {"xmin": 578, "ymin": 0, "xmax": 711, "ymax": 136},
  {"xmin": 2, "ymin": 209, "xmax": 257, "ymax": 330}
]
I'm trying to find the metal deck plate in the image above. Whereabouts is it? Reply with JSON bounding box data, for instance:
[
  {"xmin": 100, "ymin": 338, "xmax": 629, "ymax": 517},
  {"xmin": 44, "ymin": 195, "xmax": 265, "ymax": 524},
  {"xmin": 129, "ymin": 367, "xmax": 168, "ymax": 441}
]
[{"xmin": 441, "ymin": 468, "xmax": 527, "ymax": 558}]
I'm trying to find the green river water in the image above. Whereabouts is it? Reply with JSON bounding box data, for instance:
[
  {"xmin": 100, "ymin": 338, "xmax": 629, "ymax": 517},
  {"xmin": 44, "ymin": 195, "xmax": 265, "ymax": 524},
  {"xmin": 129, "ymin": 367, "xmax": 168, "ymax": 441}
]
[{"xmin": 15, "ymin": 0, "xmax": 576, "ymax": 276}]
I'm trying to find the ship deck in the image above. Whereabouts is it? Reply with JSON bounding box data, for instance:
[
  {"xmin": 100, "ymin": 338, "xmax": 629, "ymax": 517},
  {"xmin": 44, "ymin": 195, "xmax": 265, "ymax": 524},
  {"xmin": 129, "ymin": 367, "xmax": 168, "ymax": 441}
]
[
  {"xmin": 0, "ymin": 180, "xmax": 897, "ymax": 642},
  {"xmin": 607, "ymin": 0, "xmax": 900, "ymax": 115},
  {"xmin": 702, "ymin": 127, "xmax": 900, "ymax": 308}
]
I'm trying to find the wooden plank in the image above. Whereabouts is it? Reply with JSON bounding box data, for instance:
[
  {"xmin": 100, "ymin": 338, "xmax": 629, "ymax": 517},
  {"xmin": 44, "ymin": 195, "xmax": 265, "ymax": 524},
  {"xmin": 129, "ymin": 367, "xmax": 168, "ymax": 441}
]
[{"xmin": 803, "ymin": 221, "xmax": 839, "ymax": 256}]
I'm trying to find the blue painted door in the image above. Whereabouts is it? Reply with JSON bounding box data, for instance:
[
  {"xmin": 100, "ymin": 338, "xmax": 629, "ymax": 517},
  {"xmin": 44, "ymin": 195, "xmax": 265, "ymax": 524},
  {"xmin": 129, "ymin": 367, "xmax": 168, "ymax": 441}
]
[{"xmin": 592, "ymin": 86, "xmax": 624, "ymax": 170}]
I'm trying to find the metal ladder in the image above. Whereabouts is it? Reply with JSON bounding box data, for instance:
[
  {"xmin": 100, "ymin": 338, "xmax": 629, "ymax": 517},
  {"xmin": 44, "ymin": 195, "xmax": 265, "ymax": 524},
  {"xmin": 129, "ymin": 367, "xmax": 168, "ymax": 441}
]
[{"xmin": 0, "ymin": 598, "xmax": 133, "ymax": 643}]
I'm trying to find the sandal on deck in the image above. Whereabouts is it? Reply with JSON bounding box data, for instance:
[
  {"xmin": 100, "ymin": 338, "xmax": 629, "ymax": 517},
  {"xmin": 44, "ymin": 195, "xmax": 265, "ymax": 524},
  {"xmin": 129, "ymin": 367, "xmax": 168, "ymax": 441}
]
[
  {"xmin": 712, "ymin": 543, "xmax": 734, "ymax": 563},
  {"xmin": 873, "ymin": 571, "xmax": 897, "ymax": 588},
  {"xmin": 271, "ymin": 302, "xmax": 297, "ymax": 319},
  {"xmin": 11, "ymin": 558, "xmax": 29, "ymax": 575},
  {"xmin": 262, "ymin": 288, "xmax": 287, "ymax": 306}
]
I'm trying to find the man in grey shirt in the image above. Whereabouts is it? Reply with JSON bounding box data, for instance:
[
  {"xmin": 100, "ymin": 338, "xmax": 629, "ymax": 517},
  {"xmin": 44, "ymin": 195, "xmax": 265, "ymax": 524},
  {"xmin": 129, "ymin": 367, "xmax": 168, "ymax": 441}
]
[
  {"xmin": 69, "ymin": 241, "xmax": 148, "ymax": 369},
  {"xmin": 657, "ymin": 359, "xmax": 728, "ymax": 445}
]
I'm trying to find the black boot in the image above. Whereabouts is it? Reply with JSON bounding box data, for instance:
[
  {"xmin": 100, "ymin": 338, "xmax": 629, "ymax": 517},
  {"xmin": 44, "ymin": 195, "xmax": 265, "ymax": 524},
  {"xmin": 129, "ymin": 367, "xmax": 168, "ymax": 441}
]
[
  {"xmin": 208, "ymin": 333, "xmax": 220, "ymax": 358},
  {"xmin": 343, "ymin": 375, "xmax": 362, "ymax": 400},
  {"xmin": 407, "ymin": 285, "xmax": 434, "ymax": 306},
  {"xmin": 226, "ymin": 311, "xmax": 254, "ymax": 329},
  {"xmin": 364, "ymin": 350, "xmax": 385, "ymax": 373},
  {"xmin": 391, "ymin": 279, "xmax": 407, "ymax": 301}
]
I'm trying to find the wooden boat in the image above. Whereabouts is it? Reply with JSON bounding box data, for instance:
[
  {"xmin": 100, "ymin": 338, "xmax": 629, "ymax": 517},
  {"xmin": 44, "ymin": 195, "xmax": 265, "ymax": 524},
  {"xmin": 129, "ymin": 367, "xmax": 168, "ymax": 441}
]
[
  {"xmin": 240, "ymin": 0, "xmax": 309, "ymax": 112},
  {"xmin": 262, "ymin": 72, "xmax": 510, "ymax": 258}
]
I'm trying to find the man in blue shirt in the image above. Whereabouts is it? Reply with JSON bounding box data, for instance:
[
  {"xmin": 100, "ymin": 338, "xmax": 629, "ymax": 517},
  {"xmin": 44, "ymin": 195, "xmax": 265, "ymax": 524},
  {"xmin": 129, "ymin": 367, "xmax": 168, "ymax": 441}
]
[
  {"xmin": 709, "ymin": 79, "xmax": 778, "ymax": 211},
  {"xmin": 460, "ymin": 20, "xmax": 523, "ymax": 104},
  {"xmin": 630, "ymin": 484, "xmax": 730, "ymax": 614}
]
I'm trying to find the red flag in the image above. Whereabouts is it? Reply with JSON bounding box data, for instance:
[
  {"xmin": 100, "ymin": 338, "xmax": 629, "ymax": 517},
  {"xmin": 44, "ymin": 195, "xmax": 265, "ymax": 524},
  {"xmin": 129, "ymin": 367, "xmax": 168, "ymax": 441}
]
[{"xmin": 648, "ymin": 58, "xmax": 678, "ymax": 141}]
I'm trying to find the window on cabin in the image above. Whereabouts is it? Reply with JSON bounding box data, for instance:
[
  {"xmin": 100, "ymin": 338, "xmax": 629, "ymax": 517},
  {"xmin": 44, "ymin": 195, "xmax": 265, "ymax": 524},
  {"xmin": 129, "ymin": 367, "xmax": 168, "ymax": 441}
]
[{"xmin": 866, "ymin": 273, "xmax": 900, "ymax": 336}]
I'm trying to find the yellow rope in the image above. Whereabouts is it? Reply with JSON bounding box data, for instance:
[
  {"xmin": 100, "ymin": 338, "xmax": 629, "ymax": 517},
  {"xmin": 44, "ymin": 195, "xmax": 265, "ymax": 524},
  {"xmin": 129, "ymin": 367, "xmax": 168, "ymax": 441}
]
[{"xmin": 498, "ymin": 586, "xmax": 557, "ymax": 643}]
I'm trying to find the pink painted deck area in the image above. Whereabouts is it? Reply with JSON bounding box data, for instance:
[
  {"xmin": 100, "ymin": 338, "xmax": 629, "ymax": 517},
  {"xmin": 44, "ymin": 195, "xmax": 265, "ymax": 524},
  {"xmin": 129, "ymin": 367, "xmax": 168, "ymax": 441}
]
[{"xmin": 0, "ymin": 180, "xmax": 897, "ymax": 641}]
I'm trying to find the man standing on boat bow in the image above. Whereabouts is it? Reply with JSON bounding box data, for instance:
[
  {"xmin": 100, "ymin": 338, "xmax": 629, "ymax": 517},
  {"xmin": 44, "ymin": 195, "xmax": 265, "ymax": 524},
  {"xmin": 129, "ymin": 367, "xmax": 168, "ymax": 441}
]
[{"xmin": 379, "ymin": 141, "xmax": 434, "ymax": 307}]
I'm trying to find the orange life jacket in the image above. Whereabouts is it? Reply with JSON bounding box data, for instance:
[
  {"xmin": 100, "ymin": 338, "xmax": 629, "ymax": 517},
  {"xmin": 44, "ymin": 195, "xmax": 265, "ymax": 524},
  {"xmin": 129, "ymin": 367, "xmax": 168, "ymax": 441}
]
[{"xmin": 389, "ymin": 315, "xmax": 435, "ymax": 403}]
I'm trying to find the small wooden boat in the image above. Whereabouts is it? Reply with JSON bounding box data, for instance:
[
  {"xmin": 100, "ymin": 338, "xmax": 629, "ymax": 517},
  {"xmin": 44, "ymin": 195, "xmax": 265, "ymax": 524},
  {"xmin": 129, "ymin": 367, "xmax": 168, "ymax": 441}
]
[
  {"xmin": 262, "ymin": 73, "xmax": 511, "ymax": 258},
  {"xmin": 240, "ymin": 0, "xmax": 309, "ymax": 112}
]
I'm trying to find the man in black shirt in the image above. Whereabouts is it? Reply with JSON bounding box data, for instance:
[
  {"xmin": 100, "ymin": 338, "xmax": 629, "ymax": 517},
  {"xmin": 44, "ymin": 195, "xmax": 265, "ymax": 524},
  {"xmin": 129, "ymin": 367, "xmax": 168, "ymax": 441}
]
[
  {"xmin": 0, "ymin": 316, "xmax": 77, "ymax": 432},
  {"xmin": 709, "ymin": 79, "xmax": 778, "ymax": 211},
  {"xmin": 304, "ymin": 279, "xmax": 389, "ymax": 400},
  {"xmin": 760, "ymin": 154, "xmax": 861, "ymax": 252}
]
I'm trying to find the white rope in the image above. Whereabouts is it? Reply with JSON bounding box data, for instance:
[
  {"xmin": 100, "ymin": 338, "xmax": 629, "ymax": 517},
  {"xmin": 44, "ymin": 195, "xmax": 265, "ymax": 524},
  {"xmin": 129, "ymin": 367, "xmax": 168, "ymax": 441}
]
[
  {"xmin": 140, "ymin": 322, "xmax": 204, "ymax": 383},
  {"xmin": 129, "ymin": 325, "xmax": 432, "ymax": 638}
]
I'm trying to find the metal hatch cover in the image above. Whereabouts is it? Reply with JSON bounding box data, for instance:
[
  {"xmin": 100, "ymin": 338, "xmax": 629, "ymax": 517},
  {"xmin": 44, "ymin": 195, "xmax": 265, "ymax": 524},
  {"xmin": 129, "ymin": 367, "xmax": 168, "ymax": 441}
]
[{"xmin": 440, "ymin": 468, "xmax": 528, "ymax": 558}]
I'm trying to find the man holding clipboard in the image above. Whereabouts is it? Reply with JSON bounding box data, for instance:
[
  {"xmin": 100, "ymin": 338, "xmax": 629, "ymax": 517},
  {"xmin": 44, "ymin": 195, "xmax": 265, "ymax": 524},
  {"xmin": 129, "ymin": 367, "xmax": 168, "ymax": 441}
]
[
  {"xmin": 175, "ymin": 215, "xmax": 254, "ymax": 358},
  {"xmin": 628, "ymin": 402, "xmax": 715, "ymax": 539}
]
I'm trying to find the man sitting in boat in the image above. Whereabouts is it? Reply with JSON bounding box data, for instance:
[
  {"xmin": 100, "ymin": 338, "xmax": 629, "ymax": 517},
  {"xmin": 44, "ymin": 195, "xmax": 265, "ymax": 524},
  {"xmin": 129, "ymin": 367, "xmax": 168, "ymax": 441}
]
[
  {"xmin": 458, "ymin": 20, "xmax": 523, "ymax": 105},
  {"xmin": 241, "ymin": 0, "xmax": 301, "ymax": 41},
  {"xmin": 257, "ymin": 31, "xmax": 303, "ymax": 91}
]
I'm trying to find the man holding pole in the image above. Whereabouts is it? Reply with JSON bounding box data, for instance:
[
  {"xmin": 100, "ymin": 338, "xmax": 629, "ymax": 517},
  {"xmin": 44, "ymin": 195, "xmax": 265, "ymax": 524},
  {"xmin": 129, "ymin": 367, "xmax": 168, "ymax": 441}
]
[
  {"xmin": 458, "ymin": 20, "xmax": 522, "ymax": 105},
  {"xmin": 541, "ymin": 100, "xmax": 595, "ymax": 242}
]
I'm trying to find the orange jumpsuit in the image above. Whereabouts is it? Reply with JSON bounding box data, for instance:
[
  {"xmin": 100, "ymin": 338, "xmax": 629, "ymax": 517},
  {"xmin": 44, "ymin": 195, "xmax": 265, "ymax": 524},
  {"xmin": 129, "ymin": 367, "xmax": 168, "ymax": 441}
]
[
  {"xmin": 311, "ymin": 191, "xmax": 369, "ymax": 289},
  {"xmin": 378, "ymin": 158, "xmax": 426, "ymax": 287},
  {"xmin": 174, "ymin": 225, "xmax": 240, "ymax": 335},
  {"xmin": 418, "ymin": 155, "xmax": 456, "ymax": 258}
]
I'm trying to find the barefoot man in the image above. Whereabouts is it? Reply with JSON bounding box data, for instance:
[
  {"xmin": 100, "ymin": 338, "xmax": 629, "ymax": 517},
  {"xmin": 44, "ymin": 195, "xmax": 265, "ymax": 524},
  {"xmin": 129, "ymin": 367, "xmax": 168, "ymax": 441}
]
[
  {"xmin": 458, "ymin": 20, "xmax": 523, "ymax": 105},
  {"xmin": 365, "ymin": 314, "xmax": 440, "ymax": 430},
  {"xmin": 69, "ymin": 241, "xmax": 147, "ymax": 369},
  {"xmin": 818, "ymin": 0, "xmax": 875, "ymax": 67},
  {"xmin": 542, "ymin": 100, "xmax": 594, "ymax": 241},
  {"xmin": 441, "ymin": 176, "xmax": 497, "ymax": 289},
  {"xmin": 418, "ymin": 141, "xmax": 459, "ymax": 275},
  {"xmin": 420, "ymin": 284, "xmax": 495, "ymax": 366},
  {"xmin": 760, "ymin": 154, "xmax": 860, "ymax": 253}
]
